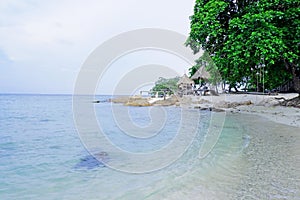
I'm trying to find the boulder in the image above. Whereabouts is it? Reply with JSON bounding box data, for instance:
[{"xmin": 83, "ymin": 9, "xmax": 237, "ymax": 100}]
[
  {"xmin": 280, "ymin": 96, "xmax": 300, "ymax": 108},
  {"xmin": 211, "ymin": 108, "xmax": 226, "ymax": 112},
  {"xmin": 215, "ymin": 100, "xmax": 252, "ymax": 108},
  {"xmin": 257, "ymin": 98, "xmax": 281, "ymax": 107}
]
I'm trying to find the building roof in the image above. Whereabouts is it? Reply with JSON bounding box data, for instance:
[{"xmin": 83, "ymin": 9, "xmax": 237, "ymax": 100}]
[{"xmin": 190, "ymin": 65, "xmax": 211, "ymax": 81}]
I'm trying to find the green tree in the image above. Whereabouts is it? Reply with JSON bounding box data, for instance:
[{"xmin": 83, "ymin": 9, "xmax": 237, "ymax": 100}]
[
  {"xmin": 189, "ymin": 51, "xmax": 223, "ymax": 91},
  {"xmin": 186, "ymin": 0, "xmax": 300, "ymax": 93},
  {"xmin": 151, "ymin": 77, "xmax": 180, "ymax": 94}
]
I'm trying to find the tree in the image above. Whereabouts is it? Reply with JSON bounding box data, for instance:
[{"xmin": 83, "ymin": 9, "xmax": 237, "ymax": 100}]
[
  {"xmin": 189, "ymin": 51, "xmax": 223, "ymax": 91},
  {"xmin": 186, "ymin": 0, "xmax": 300, "ymax": 93},
  {"xmin": 151, "ymin": 77, "xmax": 180, "ymax": 94}
]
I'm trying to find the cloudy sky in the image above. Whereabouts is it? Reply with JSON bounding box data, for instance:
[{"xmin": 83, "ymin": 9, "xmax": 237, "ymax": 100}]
[{"xmin": 0, "ymin": 0, "xmax": 196, "ymax": 94}]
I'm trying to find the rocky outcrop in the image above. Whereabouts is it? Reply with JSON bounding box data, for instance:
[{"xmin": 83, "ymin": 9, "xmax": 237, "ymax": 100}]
[
  {"xmin": 109, "ymin": 96, "xmax": 130, "ymax": 104},
  {"xmin": 124, "ymin": 96, "xmax": 152, "ymax": 107},
  {"xmin": 194, "ymin": 106, "xmax": 225, "ymax": 112},
  {"xmin": 192, "ymin": 99, "xmax": 211, "ymax": 105},
  {"xmin": 178, "ymin": 96, "xmax": 194, "ymax": 107},
  {"xmin": 110, "ymin": 96, "xmax": 151, "ymax": 106},
  {"xmin": 216, "ymin": 100, "xmax": 252, "ymax": 108},
  {"xmin": 153, "ymin": 95, "xmax": 179, "ymax": 106},
  {"xmin": 256, "ymin": 98, "xmax": 283, "ymax": 107},
  {"xmin": 280, "ymin": 96, "xmax": 300, "ymax": 108}
]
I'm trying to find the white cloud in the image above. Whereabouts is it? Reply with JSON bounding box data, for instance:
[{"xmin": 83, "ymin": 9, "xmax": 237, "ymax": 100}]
[{"xmin": 0, "ymin": 0, "xmax": 195, "ymax": 94}]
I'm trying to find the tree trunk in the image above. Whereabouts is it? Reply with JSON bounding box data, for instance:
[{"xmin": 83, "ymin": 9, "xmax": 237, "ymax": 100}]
[
  {"xmin": 292, "ymin": 66, "xmax": 300, "ymax": 96},
  {"xmin": 284, "ymin": 60, "xmax": 300, "ymax": 97},
  {"xmin": 234, "ymin": 85, "xmax": 239, "ymax": 92}
]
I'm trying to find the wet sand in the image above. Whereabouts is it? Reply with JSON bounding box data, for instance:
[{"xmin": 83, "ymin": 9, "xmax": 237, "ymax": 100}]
[
  {"xmin": 109, "ymin": 93, "xmax": 300, "ymax": 199},
  {"xmin": 136, "ymin": 113, "xmax": 300, "ymax": 200}
]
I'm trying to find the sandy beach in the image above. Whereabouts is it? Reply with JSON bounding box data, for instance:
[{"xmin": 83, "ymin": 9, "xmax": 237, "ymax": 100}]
[
  {"xmin": 109, "ymin": 93, "xmax": 300, "ymax": 199},
  {"xmin": 190, "ymin": 93, "xmax": 300, "ymax": 128},
  {"xmin": 111, "ymin": 93, "xmax": 300, "ymax": 128}
]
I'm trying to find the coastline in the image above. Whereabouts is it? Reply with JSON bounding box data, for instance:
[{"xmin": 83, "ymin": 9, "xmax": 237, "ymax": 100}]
[
  {"xmin": 229, "ymin": 104, "xmax": 300, "ymax": 128},
  {"xmin": 192, "ymin": 93, "xmax": 300, "ymax": 128},
  {"xmin": 110, "ymin": 93, "xmax": 300, "ymax": 128},
  {"xmin": 109, "ymin": 93, "xmax": 300, "ymax": 199}
]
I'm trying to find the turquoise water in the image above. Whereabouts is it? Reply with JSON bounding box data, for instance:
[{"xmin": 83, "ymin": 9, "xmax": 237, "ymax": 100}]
[{"xmin": 0, "ymin": 94, "xmax": 299, "ymax": 199}]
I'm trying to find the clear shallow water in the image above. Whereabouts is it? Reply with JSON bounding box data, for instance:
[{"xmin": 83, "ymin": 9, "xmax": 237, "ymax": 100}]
[{"xmin": 0, "ymin": 94, "xmax": 299, "ymax": 199}]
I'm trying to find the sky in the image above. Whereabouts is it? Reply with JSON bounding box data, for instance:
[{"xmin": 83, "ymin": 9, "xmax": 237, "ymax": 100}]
[{"xmin": 0, "ymin": 0, "xmax": 196, "ymax": 94}]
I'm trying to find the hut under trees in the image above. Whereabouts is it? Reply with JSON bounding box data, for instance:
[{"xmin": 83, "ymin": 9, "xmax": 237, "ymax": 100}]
[{"xmin": 177, "ymin": 74, "xmax": 194, "ymax": 97}]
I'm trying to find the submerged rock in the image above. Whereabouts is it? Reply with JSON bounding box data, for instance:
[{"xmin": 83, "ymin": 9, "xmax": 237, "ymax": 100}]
[{"xmin": 74, "ymin": 152, "xmax": 108, "ymax": 170}]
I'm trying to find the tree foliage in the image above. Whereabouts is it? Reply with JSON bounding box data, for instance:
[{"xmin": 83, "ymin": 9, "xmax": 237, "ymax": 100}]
[
  {"xmin": 151, "ymin": 77, "xmax": 180, "ymax": 94},
  {"xmin": 186, "ymin": 0, "xmax": 300, "ymax": 92},
  {"xmin": 189, "ymin": 51, "xmax": 222, "ymax": 86}
]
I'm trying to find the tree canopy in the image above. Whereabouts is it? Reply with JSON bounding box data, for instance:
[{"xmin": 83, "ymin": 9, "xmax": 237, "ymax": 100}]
[
  {"xmin": 189, "ymin": 51, "xmax": 222, "ymax": 86},
  {"xmin": 151, "ymin": 77, "xmax": 180, "ymax": 94},
  {"xmin": 186, "ymin": 0, "xmax": 300, "ymax": 92}
]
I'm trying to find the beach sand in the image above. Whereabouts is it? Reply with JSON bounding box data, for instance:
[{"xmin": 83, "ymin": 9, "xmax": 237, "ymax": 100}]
[
  {"xmin": 111, "ymin": 93, "xmax": 300, "ymax": 128},
  {"xmin": 190, "ymin": 93, "xmax": 300, "ymax": 128},
  {"xmin": 108, "ymin": 93, "xmax": 300, "ymax": 199}
]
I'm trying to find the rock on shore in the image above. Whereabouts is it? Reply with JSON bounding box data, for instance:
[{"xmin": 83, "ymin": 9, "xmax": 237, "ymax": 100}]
[
  {"xmin": 108, "ymin": 93, "xmax": 300, "ymax": 127},
  {"xmin": 152, "ymin": 95, "xmax": 179, "ymax": 106},
  {"xmin": 109, "ymin": 96, "xmax": 130, "ymax": 104},
  {"xmin": 124, "ymin": 96, "xmax": 152, "ymax": 107}
]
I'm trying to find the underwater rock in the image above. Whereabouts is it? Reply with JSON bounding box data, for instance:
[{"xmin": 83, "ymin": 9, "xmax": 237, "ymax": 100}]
[{"xmin": 74, "ymin": 152, "xmax": 108, "ymax": 170}]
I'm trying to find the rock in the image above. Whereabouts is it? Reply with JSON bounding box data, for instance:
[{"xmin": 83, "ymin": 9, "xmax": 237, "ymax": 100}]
[
  {"xmin": 125, "ymin": 96, "xmax": 152, "ymax": 107},
  {"xmin": 109, "ymin": 96, "xmax": 130, "ymax": 104},
  {"xmin": 216, "ymin": 100, "xmax": 252, "ymax": 108},
  {"xmin": 215, "ymin": 101, "xmax": 230, "ymax": 108},
  {"xmin": 229, "ymin": 101, "xmax": 252, "ymax": 108},
  {"xmin": 257, "ymin": 98, "xmax": 280, "ymax": 107},
  {"xmin": 74, "ymin": 152, "xmax": 108, "ymax": 170},
  {"xmin": 179, "ymin": 96, "xmax": 193, "ymax": 105},
  {"xmin": 195, "ymin": 106, "xmax": 225, "ymax": 112},
  {"xmin": 211, "ymin": 108, "xmax": 225, "ymax": 112},
  {"xmin": 266, "ymin": 99, "xmax": 280, "ymax": 107},
  {"xmin": 239, "ymin": 100, "xmax": 252, "ymax": 106},
  {"xmin": 200, "ymin": 107, "xmax": 209, "ymax": 111},
  {"xmin": 111, "ymin": 95, "xmax": 152, "ymax": 107},
  {"xmin": 192, "ymin": 99, "xmax": 210, "ymax": 104},
  {"xmin": 153, "ymin": 95, "xmax": 179, "ymax": 106},
  {"xmin": 281, "ymin": 96, "xmax": 300, "ymax": 108}
]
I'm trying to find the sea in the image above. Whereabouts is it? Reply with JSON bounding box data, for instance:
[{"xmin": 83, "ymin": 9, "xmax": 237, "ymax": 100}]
[{"xmin": 0, "ymin": 94, "xmax": 299, "ymax": 200}]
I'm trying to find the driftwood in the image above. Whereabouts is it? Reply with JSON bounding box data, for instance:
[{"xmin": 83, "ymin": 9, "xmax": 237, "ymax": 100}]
[{"xmin": 274, "ymin": 97, "xmax": 286, "ymax": 101}]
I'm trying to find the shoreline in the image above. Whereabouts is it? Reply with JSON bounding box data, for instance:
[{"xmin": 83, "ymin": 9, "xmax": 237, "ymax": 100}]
[
  {"xmin": 190, "ymin": 93, "xmax": 300, "ymax": 128},
  {"xmin": 228, "ymin": 104, "xmax": 300, "ymax": 128},
  {"xmin": 110, "ymin": 93, "xmax": 300, "ymax": 128}
]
